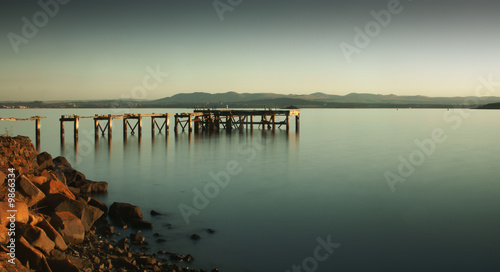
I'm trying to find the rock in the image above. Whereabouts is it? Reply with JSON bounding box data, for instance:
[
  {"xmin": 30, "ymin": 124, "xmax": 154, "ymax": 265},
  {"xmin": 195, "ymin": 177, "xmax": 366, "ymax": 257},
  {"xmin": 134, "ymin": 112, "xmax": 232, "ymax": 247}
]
[
  {"xmin": 53, "ymin": 156, "xmax": 72, "ymax": 169},
  {"xmin": 0, "ymin": 251, "xmax": 32, "ymax": 272},
  {"xmin": 79, "ymin": 180, "xmax": 108, "ymax": 194},
  {"xmin": 50, "ymin": 211, "xmax": 85, "ymax": 244},
  {"xmin": 110, "ymin": 257, "xmax": 139, "ymax": 271},
  {"xmin": 36, "ymin": 152, "xmax": 55, "ymax": 171},
  {"xmin": 16, "ymin": 175, "xmax": 45, "ymax": 207},
  {"xmin": 190, "ymin": 234, "xmax": 201, "ymax": 240},
  {"xmin": 156, "ymin": 238, "xmax": 166, "ymax": 243},
  {"xmin": 184, "ymin": 254, "xmax": 194, "ymax": 262},
  {"xmin": 54, "ymin": 198, "xmax": 104, "ymax": 232},
  {"xmin": 47, "ymin": 250, "xmax": 80, "ymax": 272},
  {"xmin": 37, "ymin": 219, "xmax": 68, "ymax": 251},
  {"xmin": 16, "ymin": 236, "xmax": 52, "ymax": 272},
  {"xmin": 207, "ymin": 228, "xmax": 216, "ymax": 234},
  {"xmin": 97, "ymin": 225, "xmax": 114, "ymax": 236},
  {"xmin": 130, "ymin": 218, "xmax": 153, "ymax": 229},
  {"xmin": 39, "ymin": 177, "xmax": 76, "ymax": 201},
  {"xmin": 130, "ymin": 233, "xmax": 145, "ymax": 244},
  {"xmin": 17, "ymin": 223, "xmax": 55, "ymax": 256},
  {"xmin": 0, "ymin": 225, "xmax": 9, "ymax": 244},
  {"xmin": 0, "ymin": 201, "xmax": 29, "ymax": 226},
  {"xmin": 88, "ymin": 198, "xmax": 108, "ymax": 214},
  {"xmin": 150, "ymin": 210, "xmax": 162, "ymax": 216},
  {"xmin": 109, "ymin": 202, "xmax": 143, "ymax": 220},
  {"xmin": 67, "ymin": 255, "xmax": 94, "ymax": 272},
  {"xmin": 63, "ymin": 169, "xmax": 86, "ymax": 186},
  {"xmin": 30, "ymin": 175, "xmax": 48, "ymax": 186},
  {"xmin": 136, "ymin": 255, "xmax": 157, "ymax": 265}
]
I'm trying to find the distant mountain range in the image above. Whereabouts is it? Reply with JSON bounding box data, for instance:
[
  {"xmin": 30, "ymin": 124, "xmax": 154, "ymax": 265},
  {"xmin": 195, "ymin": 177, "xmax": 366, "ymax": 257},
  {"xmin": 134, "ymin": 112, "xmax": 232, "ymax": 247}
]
[{"xmin": 2, "ymin": 92, "xmax": 500, "ymax": 109}]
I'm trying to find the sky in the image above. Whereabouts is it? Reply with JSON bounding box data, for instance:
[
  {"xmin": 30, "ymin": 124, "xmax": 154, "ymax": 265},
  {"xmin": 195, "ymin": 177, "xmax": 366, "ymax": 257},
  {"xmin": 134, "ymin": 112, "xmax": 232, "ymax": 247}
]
[{"xmin": 1, "ymin": 0, "xmax": 500, "ymax": 101}]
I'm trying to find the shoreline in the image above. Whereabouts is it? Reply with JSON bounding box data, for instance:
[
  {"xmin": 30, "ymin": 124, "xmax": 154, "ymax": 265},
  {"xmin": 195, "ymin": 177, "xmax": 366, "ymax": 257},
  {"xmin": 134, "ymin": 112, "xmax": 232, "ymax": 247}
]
[{"xmin": 0, "ymin": 135, "xmax": 218, "ymax": 272}]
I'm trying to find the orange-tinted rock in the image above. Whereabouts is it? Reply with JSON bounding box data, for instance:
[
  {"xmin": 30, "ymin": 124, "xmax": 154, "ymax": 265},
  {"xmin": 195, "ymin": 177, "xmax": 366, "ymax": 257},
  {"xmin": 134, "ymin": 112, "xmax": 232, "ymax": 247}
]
[
  {"xmin": 54, "ymin": 199, "xmax": 104, "ymax": 231},
  {"xmin": 16, "ymin": 236, "xmax": 52, "ymax": 272},
  {"xmin": 31, "ymin": 175, "xmax": 48, "ymax": 186},
  {"xmin": 16, "ymin": 175, "xmax": 46, "ymax": 207},
  {"xmin": 17, "ymin": 223, "xmax": 55, "ymax": 256},
  {"xmin": 0, "ymin": 201, "xmax": 29, "ymax": 226},
  {"xmin": 37, "ymin": 219, "xmax": 68, "ymax": 251},
  {"xmin": 50, "ymin": 211, "xmax": 85, "ymax": 244},
  {"xmin": 40, "ymin": 178, "xmax": 75, "ymax": 201}
]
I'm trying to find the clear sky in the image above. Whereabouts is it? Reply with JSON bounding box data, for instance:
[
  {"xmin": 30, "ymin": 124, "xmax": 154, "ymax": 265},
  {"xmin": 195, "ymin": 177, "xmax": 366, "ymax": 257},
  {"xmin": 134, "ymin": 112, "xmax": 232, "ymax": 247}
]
[{"xmin": 1, "ymin": 0, "xmax": 499, "ymax": 101}]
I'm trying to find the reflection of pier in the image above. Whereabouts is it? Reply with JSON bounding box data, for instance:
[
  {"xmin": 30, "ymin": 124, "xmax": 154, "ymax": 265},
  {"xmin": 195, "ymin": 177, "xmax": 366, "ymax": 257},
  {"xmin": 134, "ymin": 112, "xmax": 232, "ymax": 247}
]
[{"xmin": 0, "ymin": 116, "xmax": 45, "ymax": 150}]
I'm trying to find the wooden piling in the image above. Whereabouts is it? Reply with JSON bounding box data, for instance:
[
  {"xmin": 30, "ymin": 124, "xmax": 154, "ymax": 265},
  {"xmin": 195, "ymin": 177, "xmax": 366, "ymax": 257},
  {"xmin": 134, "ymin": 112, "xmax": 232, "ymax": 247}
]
[
  {"xmin": 107, "ymin": 115, "xmax": 112, "ymax": 138},
  {"xmin": 138, "ymin": 114, "xmax": 142, "ymax": 137},
  {"xmin": 35, "ymin": 119, "xmax": 41, "ymax": 151},
  {"xmin": 74, "ymin": 116, "xmax": 79, "ymax": 143},
  {"xmin": 60, "ymin": 116, "xmax": 65, "ymax": 143}
]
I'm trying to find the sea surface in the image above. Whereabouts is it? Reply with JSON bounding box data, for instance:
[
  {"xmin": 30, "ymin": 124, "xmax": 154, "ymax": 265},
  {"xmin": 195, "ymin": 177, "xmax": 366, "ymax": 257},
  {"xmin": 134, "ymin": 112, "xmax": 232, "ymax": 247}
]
[{"xmin": 1, "ymin": 108, "xmax": 500, "ymax": 272}]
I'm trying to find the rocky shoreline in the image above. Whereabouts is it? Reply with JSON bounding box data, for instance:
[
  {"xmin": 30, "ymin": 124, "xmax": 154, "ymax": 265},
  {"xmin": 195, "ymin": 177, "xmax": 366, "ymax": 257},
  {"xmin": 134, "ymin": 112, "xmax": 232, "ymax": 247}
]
[{"xmin": 0, "ymin": 136, "xmax": 217, "ymax": 272}]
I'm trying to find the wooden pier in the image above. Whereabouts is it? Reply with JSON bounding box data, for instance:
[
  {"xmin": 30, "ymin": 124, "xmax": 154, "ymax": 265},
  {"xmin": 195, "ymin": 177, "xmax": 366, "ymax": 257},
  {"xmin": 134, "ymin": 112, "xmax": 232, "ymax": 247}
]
[
  {"xmin": 173, "ymin": 109, "xmax": 300, "ymax": 133},
  {"xmin": 0, "ymin": 116, "xmax": 46, "ymax": 150},
  {"xmin": 60, "ymin": 113, "xmax": 171, "ymax": 144}
]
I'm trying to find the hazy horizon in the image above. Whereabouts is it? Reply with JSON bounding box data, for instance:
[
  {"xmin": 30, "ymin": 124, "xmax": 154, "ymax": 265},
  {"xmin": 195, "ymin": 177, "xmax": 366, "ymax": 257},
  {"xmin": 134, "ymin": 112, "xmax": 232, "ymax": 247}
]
[{"xmin": 2, "ymin": 0, "xmax": 500, "ymax": 101}]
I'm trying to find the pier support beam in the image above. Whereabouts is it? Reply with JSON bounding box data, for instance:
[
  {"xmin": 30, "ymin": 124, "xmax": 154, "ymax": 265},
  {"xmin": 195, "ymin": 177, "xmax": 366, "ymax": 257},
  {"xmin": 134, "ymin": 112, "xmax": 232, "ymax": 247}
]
[
  {"xmin": 60, "ymin": 117, "xmax": 65, "ymax": 143},
  {"xmin": 107, "ymin": 115, "xmax": 113, "ymax": 139},
  {"xmin": 74, "ymin": 116, "xmax": 79, "ymax": 143},
  {"xmin": 295, "ymin": 115, "xmax": 300, "ymax": 131},
  {"xmin": 35, "ymin": 119, "xmax": 41, "ymax": 151}
]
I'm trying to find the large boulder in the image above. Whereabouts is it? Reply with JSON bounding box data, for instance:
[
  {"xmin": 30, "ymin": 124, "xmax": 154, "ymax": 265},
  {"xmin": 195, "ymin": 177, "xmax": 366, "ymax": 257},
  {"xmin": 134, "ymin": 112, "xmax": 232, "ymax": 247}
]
[
  {"xmin": 0, "ymin": 224, "xmax": 8, "ymax": 244},
  {"xmin": 63, "ymin": 169, "xmax": 86, "ymax": 186},
  {"xmin": 50, "ymin": 211, "xmax": 85, "ymax": 244},
  {"xmin": 16, "ymin": 236, "xmax": 52, "ymax": 272},
  {"xmin": 53, "ymin": 156, "xmax": 72, "ymax": 169},
  {"xmin": 54, "ymin": 199, "xmax": 104, "ymax": 231},
  {"xmin": 36, "ymin": 152, "xmax": 55, "ymax": 171},
  {"xmin": 15, "ymin": 175, "xmax": 45, "ymax": 207},
  {"xmin": 37, "ymin": 218, "xmax": 68, "ymax": 251},
  {"xmin": 109, "ymin": 202, "xmax": 152, "ymax": 229},
  {"xmin": 0, "ymin": 201, "xmax": 29, "ymax": 226}
]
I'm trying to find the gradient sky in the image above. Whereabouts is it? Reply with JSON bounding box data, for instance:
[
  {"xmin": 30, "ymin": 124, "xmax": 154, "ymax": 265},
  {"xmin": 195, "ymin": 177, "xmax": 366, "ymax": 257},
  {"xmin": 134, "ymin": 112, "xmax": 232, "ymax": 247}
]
[{"xmin": 1, "ymin": 0, "xmax": 500, "ymax": 101}]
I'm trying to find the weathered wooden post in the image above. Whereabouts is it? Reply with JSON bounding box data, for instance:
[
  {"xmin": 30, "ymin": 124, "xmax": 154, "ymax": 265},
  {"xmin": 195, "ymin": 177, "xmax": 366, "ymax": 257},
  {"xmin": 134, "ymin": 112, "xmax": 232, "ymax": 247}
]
[
  {"xmin": 94, "ymin": 118, "xmax": 99, "ymax": 139},
  {"xmin": 165, "ymin": 114, "xmax": 170, "ymax": 133},
  {"xmin": 74, "ymin": 116, "xmax": 79, "ymax": 143},
  {"xmin": 271, "ymin": 115, "xmax": 276, "ymax": 130},
  {"xmin": 188, "ymin": 114, "xmax": 192, "ymax": 132},
  {"xmin": 174, "ymin": 115, "xmax": 179, "ymax": 133},
  {"xmin": 107, "ymin": 114, "xmax": 112, "ymax": 139},
  {"xmin": 295, "ymin": 115, "xmax": 300, "ymax": 131},
  {"xmin": 60, "ymin": 116, "xmax": 65, "ymax": 143},
  {"xmin": 35, "ymin": 118, "xmax": 41, "ymax": 151},
  {"xmin": 250, "ymin": 115, "xmax": 254, "ymax": 130},
  {"xmin": 151, "ymin": 117, "xmax": 156, "ymax": 135},
  {"xmin": 285, "ymin": 115, "xmax": 290, "ymax": 132},
  {"xmin": 123, "ymin": 118, "xmax": 128, "ymax": 138},
  {"xmin": 138, "ymin": 114, "xmax": 142, "ymax": 137}
]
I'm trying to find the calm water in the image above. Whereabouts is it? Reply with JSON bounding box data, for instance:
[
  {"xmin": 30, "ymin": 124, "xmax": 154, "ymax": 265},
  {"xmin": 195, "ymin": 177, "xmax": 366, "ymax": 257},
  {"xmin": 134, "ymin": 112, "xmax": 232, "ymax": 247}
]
[{"xmin": 1, "ymin": 108, "xmax": 500, "ymax": 271}]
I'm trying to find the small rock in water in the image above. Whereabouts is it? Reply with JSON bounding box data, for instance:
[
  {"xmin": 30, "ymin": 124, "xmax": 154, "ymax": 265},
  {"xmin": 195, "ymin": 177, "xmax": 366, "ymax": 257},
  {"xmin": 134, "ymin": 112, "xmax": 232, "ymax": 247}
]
[
  {"xmin": 206, "ymin": 228, "xmax": 216, "ymax": 234},
  {"xmin": 150, "ymin": 210, "xmax": 162, "ymax": 216},
  {"xmin": 190, "ymin": 234, "xmax": 201, "ymax": 240},
  {"xmin": 130, "ymin": 233, "xmax": 145, "ymax": 244},
  {"xmin": 156, "ymin": 238, "xmax": 166, "ymax": 243},
  {"xmin": 153, "ymin": 233, "xmax": 160, "ymax": 237}
]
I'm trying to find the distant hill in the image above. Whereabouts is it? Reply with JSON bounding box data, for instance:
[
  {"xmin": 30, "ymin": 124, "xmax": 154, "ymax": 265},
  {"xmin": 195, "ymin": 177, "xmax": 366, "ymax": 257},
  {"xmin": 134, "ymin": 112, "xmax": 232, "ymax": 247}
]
[
  {"xmin": 476, "ymin": 102, "xmax": 500, "ymax": 109},
  {"xmin": 3, "ymin": 92, "xmax": 500, "ymax": 109}
]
